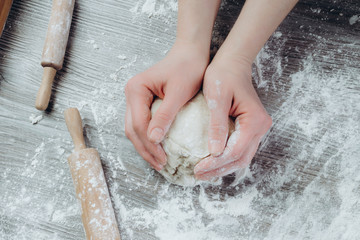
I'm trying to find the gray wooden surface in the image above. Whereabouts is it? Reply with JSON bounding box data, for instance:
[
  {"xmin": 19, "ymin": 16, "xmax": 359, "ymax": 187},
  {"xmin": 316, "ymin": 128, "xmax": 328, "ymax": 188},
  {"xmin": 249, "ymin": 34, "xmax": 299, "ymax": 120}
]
[{"xmin": 1, "ymin": 0, "xmax": 359, "ymax": 239}]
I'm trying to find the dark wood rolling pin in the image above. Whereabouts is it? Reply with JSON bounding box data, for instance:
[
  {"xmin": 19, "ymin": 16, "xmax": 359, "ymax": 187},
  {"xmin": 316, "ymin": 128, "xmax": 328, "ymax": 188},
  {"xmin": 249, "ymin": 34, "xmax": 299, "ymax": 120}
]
[
  {"xmin": 35, "ymin": 0, "xmax": 75, "ymax": 110},
  {"xmin": 65, "ymin": 108, "xmax": 121, "ymax": 240}
]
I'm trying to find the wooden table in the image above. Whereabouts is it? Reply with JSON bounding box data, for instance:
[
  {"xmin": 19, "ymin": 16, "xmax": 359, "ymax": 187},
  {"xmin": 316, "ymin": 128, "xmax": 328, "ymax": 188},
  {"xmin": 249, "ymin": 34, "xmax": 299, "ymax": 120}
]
[{"xmin": 1, "ymin": 0, "xmax": 359, "ymax": 239}]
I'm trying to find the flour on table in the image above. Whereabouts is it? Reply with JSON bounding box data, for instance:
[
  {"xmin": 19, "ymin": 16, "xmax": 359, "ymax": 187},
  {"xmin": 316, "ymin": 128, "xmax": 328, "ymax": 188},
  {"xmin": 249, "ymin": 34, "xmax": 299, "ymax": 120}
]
[
  {"xmin": 29, "ymin": 114, "xmax": 43, "ymax": 124},
  {"xmin": 349, "ymin": 15, "xmax": 360, "ymax": 25},
  {"xmin": 151, "ymin": 92, "xmax": 236, "ymax": 186}
]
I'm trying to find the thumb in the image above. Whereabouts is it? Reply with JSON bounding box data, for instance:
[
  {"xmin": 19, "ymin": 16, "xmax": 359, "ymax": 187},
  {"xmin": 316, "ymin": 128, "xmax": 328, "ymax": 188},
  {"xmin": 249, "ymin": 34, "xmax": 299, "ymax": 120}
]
[
  {"xmin": 147, "ymin": 92, "xmax": 190, "ymax": 144},
  {"xmin": 205, "ymin": 90, "xmax": 232, "ymax": 156},
  {"xmin": 208, "ymin": 106, "xmax": 231, "ymax": 156}
]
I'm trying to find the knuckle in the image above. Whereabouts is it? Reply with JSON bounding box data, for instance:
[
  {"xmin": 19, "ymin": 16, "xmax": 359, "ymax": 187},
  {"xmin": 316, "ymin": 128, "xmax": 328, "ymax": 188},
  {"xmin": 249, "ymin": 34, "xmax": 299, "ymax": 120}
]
[
  {"xmin": 125, "ymin": 128, "xmax": 131, "ymax": 139},
  {"xmin": 154, "ymin": 111, "xmax": 172, "ymax": 124},
  {"xmin": 251, "ymin": 109, "xmax": 272, "ymax": 132},
  {"xmin": 209, "ymin": 123, "xmax": 227, "ymax": 135},
  {"xmin": 125, "ymin": 77, "xmax": 140, "ymax": 96},
  {"xmin": 124, "ymin": 83, "xmax": 133, "ymax": 97},
  {"xmin": 204, "ymin": 90, "xmax": 217, "ymax": 103},
  {"xmin": 260, "ymin": 112, "xmax": 272, "ymax": 130},
  {"xmin": 204, "ymin": 65, "xmax": 216, "ymax": 80}
]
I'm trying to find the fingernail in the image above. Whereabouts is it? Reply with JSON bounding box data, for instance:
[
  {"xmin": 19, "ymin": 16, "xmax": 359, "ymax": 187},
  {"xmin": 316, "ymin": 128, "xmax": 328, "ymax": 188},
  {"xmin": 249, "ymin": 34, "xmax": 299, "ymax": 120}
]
[
  {"xmin": 209, "ymin": 139, "xmax": 223, "ymax": 156},
  {"xmin": 149, "ymin": 128, "xmax": 164, "ymax": 143}
]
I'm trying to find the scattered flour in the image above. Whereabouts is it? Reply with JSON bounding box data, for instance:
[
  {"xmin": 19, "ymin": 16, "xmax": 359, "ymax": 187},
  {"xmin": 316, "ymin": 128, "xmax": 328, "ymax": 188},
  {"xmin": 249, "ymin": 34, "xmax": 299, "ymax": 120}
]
[
  {"xmin": 4, "ymin": 1, "xmax": 360, "ymax": 239},
  {"xmin": 117, "ymin": 54, "xmax": 127, "ymax": 60},
  {"xmin": 112, "ymin": 50, "xmax": 360, "ymax": 239},
  {"xmin": 130, "ymin": 0, "xmax": 177, "ymax": 20},
  {"xmin": 86, "ymin": 39, "xmax": 100, "ymax": 50},
  {"xmin": 273, "ymin": 31, "xmax": 282, "ymax": 38},
  {"xmin": 29, "ymin": 113, "xmax": 43, "ymax": 124},
  {"xmin": 349, "ymin": 14, "xmax": 360, "ymax": 25}
]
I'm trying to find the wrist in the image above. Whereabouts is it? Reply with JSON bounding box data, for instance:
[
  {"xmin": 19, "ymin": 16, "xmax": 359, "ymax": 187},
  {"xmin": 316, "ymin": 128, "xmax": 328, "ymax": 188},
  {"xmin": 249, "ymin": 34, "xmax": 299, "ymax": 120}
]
[
  {"xmin": 172, "ymin": 38, "xmax": 210, "ymax": 62},
  {"xmin": 211, "ymin": 51, "xmax": 252, "ymax": 76},
  {"xmin": 215, "ymin": 41, "xmax": 254, "ymax": 65},
  {"xmin": 176, "ymin": 0, "xmax": 220, "ymax": 58}
]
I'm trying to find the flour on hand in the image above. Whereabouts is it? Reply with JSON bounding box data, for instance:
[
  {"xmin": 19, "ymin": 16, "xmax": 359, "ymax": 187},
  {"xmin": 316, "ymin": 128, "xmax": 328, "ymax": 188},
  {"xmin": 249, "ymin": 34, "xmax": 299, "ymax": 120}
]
[{"xmin": 151, "ymin": 92, "xmax": 235, "ymax": 186}]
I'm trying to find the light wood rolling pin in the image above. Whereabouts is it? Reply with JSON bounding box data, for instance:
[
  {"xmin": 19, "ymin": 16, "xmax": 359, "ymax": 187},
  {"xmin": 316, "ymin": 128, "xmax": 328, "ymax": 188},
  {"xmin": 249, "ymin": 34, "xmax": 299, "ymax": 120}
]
[
  {"xmin": 65, "ymin": 108, "xmax": 121, "ymax": 240},
  {"xmin": 0, "ymin": 0, "xmax": 13, "ymax": 37},
  {"xmin": 35, "ymin": 0, "xmax": 75, "ymax": 111}
]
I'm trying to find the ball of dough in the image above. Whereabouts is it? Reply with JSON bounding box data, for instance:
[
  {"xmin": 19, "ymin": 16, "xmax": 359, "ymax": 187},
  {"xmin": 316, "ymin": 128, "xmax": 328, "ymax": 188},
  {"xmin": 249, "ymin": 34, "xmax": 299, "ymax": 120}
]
[{"xmin": 151, "ymin": 92, "xmax": 234, "ymax": 186}]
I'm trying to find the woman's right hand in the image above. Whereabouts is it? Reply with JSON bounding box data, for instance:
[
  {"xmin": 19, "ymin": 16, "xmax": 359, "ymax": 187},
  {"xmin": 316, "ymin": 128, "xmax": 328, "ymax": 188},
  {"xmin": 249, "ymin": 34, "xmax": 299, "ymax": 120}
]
[{"xmin": 125, "ymin": 41, "xmax": 209, "ymax": 170}]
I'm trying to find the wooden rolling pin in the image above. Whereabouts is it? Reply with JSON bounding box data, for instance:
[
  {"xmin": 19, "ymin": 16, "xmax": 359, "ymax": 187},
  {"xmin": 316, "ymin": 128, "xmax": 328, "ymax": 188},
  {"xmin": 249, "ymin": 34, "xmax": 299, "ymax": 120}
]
[
  {"xmin": 35, "ymin": 0, "xmax": 75, "ymax": 110},
  {"xmin": 65, "ymin": 108, "xmax": 121, "ymax": 240},
  {"xmin": 0, "ymin": 0, "xmax": 13, "ymax": 37}
]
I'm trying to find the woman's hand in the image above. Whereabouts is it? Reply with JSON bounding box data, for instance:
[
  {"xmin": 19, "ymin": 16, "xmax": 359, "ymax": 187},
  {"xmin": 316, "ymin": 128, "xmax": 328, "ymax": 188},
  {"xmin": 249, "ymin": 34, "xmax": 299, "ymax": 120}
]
[
  {"xmin": 125, "ymin": 42, "xmax": 209, "ymax": 170},
  {"xmin": 125, "ymin": 0, "xmax": 220, "ymax": 171},
  {"xmin": 194, "ymin": 56, "xmax": 272, "ymax": 180},
  {"xmin": 193, "ymin": 0, "xmax": 297, "ymax": 180}
]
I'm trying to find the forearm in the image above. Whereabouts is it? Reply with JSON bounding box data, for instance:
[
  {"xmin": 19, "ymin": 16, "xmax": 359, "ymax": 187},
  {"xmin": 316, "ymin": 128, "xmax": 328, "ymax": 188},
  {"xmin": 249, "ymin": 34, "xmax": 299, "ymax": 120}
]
[
  {"xmin": 215, "ymin": 0, "xmax": 298, "ymax": 63},
  {"xmin": 176, "ymin": 0, "xmax": 221, "ymax": 54}
]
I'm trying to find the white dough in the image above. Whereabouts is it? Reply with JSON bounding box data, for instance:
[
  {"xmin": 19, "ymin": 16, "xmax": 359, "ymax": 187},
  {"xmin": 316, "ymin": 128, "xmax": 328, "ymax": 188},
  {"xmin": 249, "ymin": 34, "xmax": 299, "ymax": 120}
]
[{"xmin": 151, "ymin": 92, "xmax": 235, "ymax": 186}]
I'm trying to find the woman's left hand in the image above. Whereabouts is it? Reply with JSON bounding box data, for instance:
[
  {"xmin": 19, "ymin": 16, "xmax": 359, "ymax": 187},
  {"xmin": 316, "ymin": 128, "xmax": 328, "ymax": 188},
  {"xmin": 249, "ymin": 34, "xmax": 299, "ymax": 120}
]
[{"xmin": 194, "ymin": 56, "xmax": 272, "ymax": 180}]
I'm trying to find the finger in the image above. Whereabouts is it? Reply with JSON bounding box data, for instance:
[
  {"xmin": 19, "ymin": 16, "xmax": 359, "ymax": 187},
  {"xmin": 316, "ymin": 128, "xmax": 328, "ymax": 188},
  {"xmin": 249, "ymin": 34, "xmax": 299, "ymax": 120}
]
[
  {"xmin": 195, "ymin": 140, "xmax": 258, "ymax": 180},
  {"xmin": 125, "ymin": 107, "xmax": 163, "ymax": 170},
  {"xmin": 130, "ymin": 136, "xmax": 163, "ymax": 171},
  {"xmin": 126, "ymin": 80, "xmax": 167, "ymax": 166},
  {"xmin": 129, "ymin": 91, "xmax": 167, "ymax": 166},
  {"xmin": 204, "ymin": 85, "xmax": 232, "ymax": 156},
  {"xmin": 147, "ymin": 85, "xmax": 195, "ymax": 144},
  {"xmin": 194, "ymin": 118, "xmax": 253, "ymax": 175}
]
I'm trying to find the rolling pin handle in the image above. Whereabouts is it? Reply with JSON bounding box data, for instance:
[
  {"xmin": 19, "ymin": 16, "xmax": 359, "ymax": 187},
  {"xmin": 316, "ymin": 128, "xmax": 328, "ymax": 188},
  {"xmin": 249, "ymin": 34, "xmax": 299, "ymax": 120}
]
[
  {"xmin": 35, "ymin": 67, "xmax": 57, "ymax": 110},
  {"xmin": 64, "ymin": 108, "xmax": 87, "ymax": 151}
]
